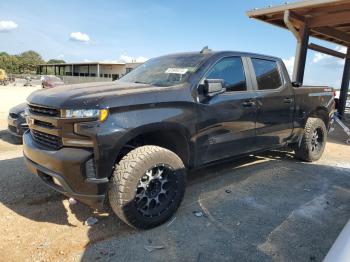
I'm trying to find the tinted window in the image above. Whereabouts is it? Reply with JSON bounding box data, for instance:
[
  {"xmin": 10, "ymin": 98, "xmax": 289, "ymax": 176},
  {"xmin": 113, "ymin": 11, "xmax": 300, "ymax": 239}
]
[
  {"xmin": 206, "ymin": 57, "xmax": 246, "ymax": 92},
  {"xmin": 252, "ymin": 59, "xmax": 282, "ymax": 90}
]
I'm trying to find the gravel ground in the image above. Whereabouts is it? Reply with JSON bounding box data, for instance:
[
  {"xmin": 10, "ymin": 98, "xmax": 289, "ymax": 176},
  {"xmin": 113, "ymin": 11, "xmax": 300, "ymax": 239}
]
[
  {"xmin": 0, "ymin": 85, "xmax": 349, "ymax": 262},
  {"xmin": 0, "ymin": 81, "xmax": 40, "ymax": 126}
]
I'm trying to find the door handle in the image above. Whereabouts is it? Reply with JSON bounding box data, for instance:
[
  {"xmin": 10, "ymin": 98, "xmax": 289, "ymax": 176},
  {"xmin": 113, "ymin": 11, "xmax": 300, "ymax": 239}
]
[
  {"xmin": 242, "ymin": 100, "xmax": 255, "ymax": 107},
  {"xmin": 284, "ymin": 97, "xmax": 293, "ymax": 104}
]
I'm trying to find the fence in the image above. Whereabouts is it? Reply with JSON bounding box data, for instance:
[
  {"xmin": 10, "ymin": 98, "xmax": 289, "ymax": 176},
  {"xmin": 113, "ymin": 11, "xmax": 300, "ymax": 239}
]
[
  {"xmin": 9, "ymin": 74, "xmax": 113, "ymax": 85},
  {"xmin": 60, "ymin": 75, "xmax": 113, "ymax": 85}
]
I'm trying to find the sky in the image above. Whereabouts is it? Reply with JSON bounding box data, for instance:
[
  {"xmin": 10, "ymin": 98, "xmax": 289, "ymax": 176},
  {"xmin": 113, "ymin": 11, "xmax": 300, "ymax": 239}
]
[{"xmin": 0, "ymin": 0, "xmax": 347, "ymax": 89}]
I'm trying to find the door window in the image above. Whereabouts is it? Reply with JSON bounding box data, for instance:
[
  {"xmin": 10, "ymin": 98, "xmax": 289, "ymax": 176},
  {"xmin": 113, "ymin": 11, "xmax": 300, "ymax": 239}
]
[
  {"xmin": 251, "ymin": 59, "xmax": 282, "ymax": 90},
  {"xmin": 206, "ymin": 57, "xmax": 247, "ymax": 92}
]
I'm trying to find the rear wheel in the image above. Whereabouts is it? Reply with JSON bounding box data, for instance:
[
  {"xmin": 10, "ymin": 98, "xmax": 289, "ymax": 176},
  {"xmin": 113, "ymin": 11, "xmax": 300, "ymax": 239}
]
[
  {"xmin": 294, "ymin": 117, "xmax": 327, "ymax": 162},
  {"xmin": 108, "ymin": 145, "xmax": 186, "ymax": 229}
]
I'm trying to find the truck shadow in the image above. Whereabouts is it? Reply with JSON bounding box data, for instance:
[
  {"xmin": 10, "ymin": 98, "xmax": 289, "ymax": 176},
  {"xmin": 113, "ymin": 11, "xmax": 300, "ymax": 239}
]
[
  {"xmin": 80, "ymin": 152, "xmax": 350, "ymax": 262},
  {"xmin": 0, "ymin": 130, "xmax": 22, "ymax": 145},
  {"xmin": 0, "ymin": 156, "xmax": 73, "ymax": 226},
  {"xmin": 1, "ymin": 150, "xmax": 350, "ymax": 261},
  {"xmin": 0, "ymin": 151, "xmax": 294, "ymax": 231}
]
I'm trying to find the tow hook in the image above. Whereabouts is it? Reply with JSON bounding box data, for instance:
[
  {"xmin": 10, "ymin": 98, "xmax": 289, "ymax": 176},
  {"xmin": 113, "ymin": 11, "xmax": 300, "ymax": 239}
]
[{"xmin": 329, "ymin": 113, "xmax": 350, "ymax": 145}]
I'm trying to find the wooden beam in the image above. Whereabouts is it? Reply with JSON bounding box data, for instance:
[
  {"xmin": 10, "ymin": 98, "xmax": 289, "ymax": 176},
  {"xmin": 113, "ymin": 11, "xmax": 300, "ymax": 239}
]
[
  {"xmin": 308, "ymin": 43, "xmax": 346, "ymax": 59},
  {"xmin": 309, "ymin": 11, "xmax": 350, "ymax": 28},
  {"xmin": 264, "ymin": 10, "xmax": 305, "ymax": 25},
  {"xmin": 246, "ymin": 0, "xmax": 349, "ymax": 18},
  {"xmin": 289, "ymin": 10, "xmax": 306, "ymax": 23},
  {"xmin": 299, "ymin": 3, "xmax": 350, "ymax": 17},
  {"xmin": 314, "ymin": 27, "xmax": 350, "ymax": 44},
  {"xmin": 336, "ymin": 26, "xmax": 350, "ymax": 31}
]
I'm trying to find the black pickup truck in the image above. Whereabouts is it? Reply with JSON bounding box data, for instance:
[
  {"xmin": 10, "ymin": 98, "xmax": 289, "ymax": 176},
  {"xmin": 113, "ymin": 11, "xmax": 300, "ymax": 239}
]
[{"xmin": 23, "ymin": 50, "xmax": 335, "ymax": 229}]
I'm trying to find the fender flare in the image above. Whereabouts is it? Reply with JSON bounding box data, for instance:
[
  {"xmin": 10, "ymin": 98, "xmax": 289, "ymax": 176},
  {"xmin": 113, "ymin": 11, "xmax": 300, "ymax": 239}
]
[{"xmin": 111, "ymin": 122, "xmax": 193, "ymax": 167}]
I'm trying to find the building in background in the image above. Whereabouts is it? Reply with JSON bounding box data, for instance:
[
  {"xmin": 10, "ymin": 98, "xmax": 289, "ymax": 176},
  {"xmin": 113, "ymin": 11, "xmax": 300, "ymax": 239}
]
[{"xmin": 37, "ymin": 61, "xmax": 142, "ymax": 84}]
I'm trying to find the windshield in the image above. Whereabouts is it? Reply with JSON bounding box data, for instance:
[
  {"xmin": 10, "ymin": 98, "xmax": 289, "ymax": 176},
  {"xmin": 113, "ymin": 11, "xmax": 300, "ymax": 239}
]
[{"xmin": 119, "ymin": 53, "xmax": 209, "ymax": 87}]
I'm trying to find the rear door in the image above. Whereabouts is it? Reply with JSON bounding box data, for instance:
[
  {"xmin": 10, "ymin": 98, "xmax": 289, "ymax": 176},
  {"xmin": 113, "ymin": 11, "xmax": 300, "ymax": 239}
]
[
  {"xmin": 196, "ymin": 56, "xmax": 258, "ymax": 164},
  {"xmin": 248, "ymin": 57, "xmax": 294, "ymax": 148}
]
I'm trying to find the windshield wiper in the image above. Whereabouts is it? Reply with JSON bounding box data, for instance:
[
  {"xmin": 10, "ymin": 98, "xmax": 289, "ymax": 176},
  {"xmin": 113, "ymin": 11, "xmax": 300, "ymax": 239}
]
[{"xmin": 133, "ymin": 81, "xmax": 149, "ymax": 84}]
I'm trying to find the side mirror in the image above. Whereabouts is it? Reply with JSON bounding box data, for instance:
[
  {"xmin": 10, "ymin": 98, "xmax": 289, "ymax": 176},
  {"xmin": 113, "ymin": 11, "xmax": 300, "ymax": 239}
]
[
  {"xmin": 292, "ymin": 81, "xmax": 302, "ymax": 87},
  {"xmin": 204, "ymin": 79, "xmax": 225, "ymax": 97}
]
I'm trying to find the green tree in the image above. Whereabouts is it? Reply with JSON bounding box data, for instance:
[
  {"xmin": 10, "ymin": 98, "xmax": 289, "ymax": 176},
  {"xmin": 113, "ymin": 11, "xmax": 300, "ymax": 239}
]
[
  {"xmin": 0, "ymin": 50, "xmax": 60, "ymax": 74},
  {"xmin": 47, "ymin": 59, "xmax": 65, "ymax": 64},
  {"xmin": 0, "ymin": 53, "xmax": 19, "ymax": 73},
  {"xmin": 18, "ymin": 50, "xmax": 44, "ymax": 74}
]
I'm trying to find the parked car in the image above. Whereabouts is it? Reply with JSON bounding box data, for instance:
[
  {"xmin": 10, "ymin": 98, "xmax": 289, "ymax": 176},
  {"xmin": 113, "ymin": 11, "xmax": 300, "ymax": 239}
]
[
  {"xmin": 41, "ymin": 75, "xmax": 64, "ymax": 88},
  {"xmin": 23, "ymin": 50, "xmax": 335, "ymax": 229},
  {"xmin": 7, "ymin": 103, "xmax": 28, "ymax": 137}
]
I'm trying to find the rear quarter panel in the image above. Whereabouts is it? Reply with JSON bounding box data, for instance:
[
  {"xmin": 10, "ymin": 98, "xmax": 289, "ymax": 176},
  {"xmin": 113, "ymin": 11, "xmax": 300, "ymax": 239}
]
[{"xmin": 293, "ymin": 86, "xmax": 335, "ymax": 131}]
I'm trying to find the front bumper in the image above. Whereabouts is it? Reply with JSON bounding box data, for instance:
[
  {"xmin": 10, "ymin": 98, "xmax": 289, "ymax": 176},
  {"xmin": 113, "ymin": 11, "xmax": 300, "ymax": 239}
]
[
  {"xmin": 7, "ymin": 115, "xmax": 28, "ymax": 137},
  {"xmin": 23, "ymin": 131, "xmax": 109, "ymax": 208}
]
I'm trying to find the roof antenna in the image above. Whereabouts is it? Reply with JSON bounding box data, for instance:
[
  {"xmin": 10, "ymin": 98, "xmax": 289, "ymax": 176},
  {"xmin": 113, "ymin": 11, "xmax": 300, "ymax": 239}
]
[{"xmin": 200, "ymin": 46, "xmax": 212, "ymax": 54}]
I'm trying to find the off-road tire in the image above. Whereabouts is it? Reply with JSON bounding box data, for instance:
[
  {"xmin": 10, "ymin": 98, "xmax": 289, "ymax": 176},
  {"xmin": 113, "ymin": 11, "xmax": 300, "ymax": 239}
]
[
  {"xmin": 108, "ymin": 145, "xmax": 186, "ymax": 229},
  {"xmin": 294, "ymin": 117, "xmax": 327, "ymax": 162}
]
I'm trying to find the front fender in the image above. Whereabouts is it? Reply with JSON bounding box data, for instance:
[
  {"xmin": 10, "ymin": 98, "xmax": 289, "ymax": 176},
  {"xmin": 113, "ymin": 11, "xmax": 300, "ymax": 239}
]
[{"xmin": 97, "ymin": 110, "xmax": 194, "ymax": 178}]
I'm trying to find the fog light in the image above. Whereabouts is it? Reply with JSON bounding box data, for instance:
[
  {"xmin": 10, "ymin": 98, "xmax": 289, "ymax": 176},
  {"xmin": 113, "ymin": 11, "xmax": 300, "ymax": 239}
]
[
  {"xmin": 62, "ymin": 137, "xmax": 93, "ymax": 147},
  {"xmin": 85, "ymin": 159, "xmax": 96, "ymax": 179},
  {"xmin": 52, "ymin": 177, "xmax": 63, "ymax": 187}
]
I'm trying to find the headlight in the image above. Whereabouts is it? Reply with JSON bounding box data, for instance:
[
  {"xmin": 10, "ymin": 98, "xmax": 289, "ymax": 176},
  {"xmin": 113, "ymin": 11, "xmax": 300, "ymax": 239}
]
[{"xmin": 62, "ymin": 109, "xmax": 109, "ymax": 121}]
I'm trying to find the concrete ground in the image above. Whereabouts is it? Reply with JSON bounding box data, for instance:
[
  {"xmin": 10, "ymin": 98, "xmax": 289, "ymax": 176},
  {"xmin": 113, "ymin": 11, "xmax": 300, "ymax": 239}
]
[{"xmin": 0, "ymin": 84, "xmax": 349, "ymax": 262}]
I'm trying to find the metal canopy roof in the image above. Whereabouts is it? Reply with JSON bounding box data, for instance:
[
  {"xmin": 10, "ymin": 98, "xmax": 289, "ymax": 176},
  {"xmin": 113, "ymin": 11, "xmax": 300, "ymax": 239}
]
[{"xmin": 247, "ymin": 0, "xmax": 350, "ymax": 47}]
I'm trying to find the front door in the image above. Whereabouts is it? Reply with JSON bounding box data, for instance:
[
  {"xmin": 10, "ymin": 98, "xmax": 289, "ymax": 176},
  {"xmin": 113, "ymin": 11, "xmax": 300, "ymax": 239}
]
[{"xmin": 196, "ymin": 56, "xmax": 258, "ymax": 164}]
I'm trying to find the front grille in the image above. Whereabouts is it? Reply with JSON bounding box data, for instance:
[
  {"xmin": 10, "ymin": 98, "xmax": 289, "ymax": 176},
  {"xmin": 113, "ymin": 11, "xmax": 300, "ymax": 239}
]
[
  {"xmin": 29, "ymin": 104, "xmax": 59, "ymax": 117},
  {"xmin": 31, "ymin": 129, "xmax": 62, "ymax": 149},
  {"xmin": 34, "ymin": 119, "xmax": 54, "ymax": 128},
  {"xmin": 9, "ymin": 113, "xmax": 19, "ymax": 119}
]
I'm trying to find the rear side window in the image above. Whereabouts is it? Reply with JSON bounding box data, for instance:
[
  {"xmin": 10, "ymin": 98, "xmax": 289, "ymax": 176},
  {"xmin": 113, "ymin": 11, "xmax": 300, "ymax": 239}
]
[
  {"xmin": 206, "ymin": 57, "xmax": 247, "ymax": 92},
  {"xmin": 251, "ymin": 58, "xmax": 282, "ymax": 90}
]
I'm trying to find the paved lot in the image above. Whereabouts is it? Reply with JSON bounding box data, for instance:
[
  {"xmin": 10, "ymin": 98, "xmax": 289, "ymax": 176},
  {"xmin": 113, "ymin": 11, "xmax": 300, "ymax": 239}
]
[
  {"xmin": 0, "ymin": 82, "xmax": 41, "ymax": 125},
  {"xmin": 0, "ymin": 85, "xmax": 349, "ymax": 261}
]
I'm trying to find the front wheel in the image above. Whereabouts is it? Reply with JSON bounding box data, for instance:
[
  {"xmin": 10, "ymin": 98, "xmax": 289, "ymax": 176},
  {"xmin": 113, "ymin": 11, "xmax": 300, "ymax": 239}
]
[
  {"xmin": 108, "ymin": 145, "xmax": 187, "ymax": 229},
  {"xmin": 294, "ymin": 117, "xmax": 327, "ymax": 162}
]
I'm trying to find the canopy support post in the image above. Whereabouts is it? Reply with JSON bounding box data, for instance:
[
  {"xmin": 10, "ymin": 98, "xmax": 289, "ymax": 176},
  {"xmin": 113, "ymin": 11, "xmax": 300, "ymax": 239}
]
[{"xmin": 338, "ymin": 47, "xmax": 350, "ymax": 117}]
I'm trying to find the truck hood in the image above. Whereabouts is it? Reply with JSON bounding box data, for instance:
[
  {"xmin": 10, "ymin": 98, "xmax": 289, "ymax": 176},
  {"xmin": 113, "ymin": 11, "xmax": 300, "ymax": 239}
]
[{"xmin": 27, "ymin": 81, "xmax": 180, "ymax": 109}]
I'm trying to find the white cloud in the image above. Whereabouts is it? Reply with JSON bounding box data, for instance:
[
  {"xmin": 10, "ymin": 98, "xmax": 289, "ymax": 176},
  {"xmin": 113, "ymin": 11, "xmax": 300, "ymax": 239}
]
[
  {"xmin": 335, "ymin": 45, "xmax": 347, "ymax": 53},
  {"xmin": 312, "ymin": 53, "xmax": 330, "ymax": 63},
  {"xmin": 119, "ymin": 54, "xmax": 148, "ymax": 63},
  {"xmin": 282, "ymin": 56, "xmax": 295, "ymax": 77},
  {"xmin": 0, "ymin": 20, "xmax": 18, "ymax": 32},
  {"xmin": 70, "ymin": 32, "xmax": 90, "ymax": 42},
  {"xmin": 335, "ymin": 46, "xmax": 347, "ymax": 65}
]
